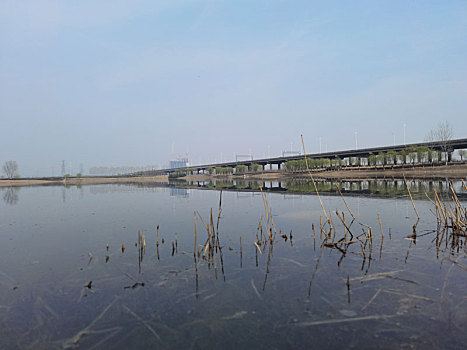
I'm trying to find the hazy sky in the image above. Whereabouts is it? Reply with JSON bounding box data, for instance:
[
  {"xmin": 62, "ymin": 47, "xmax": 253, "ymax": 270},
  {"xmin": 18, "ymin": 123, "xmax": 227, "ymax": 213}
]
[{"xmin": 1, "ymin": 1, "xmax": 466, "ymax": 176}]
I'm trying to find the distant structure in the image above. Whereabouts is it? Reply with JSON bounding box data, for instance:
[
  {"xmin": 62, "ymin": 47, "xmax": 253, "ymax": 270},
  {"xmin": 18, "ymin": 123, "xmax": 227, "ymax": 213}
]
[
  {"xmin": 170, "ymin": 157, "xmax": 188, "ymax": 169},
  {"xmin": 61, "ymin": 160, "xmax": 66, "ymax": 176}
]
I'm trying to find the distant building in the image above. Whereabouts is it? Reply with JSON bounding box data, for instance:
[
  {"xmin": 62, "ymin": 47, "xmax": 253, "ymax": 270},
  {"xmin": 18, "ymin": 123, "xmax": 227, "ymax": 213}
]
[{"xmin": 170, "ymin": 158, "xmax": 188, "ymax": 169}]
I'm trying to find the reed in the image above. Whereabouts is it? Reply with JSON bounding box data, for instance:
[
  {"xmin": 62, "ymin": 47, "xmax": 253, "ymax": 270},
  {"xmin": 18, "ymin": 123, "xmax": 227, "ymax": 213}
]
[
  {"xmin": 156, "ymin": 225, "xmax": 160, "ymax": 247},
  {"xmin": 240, "ymin": 235, "xmax": 243, "ymax": 268},
  {"xmin": 335, "ymin": 181, "xmax": 355, "ymax": 219},
  {"xmin": 301, "ymin": 134, "xmax": 332, "ymax": 229},
  {"xmin": 194, "ymin": 211, "xmax": 197, "ymax": 257},
  {"xmin": 403, "ymin": 174, "xmax": 420, "ymax": 219},
  {"xmin": 378, "ymin": 214, "xmax": 384, "ymax": 239}
]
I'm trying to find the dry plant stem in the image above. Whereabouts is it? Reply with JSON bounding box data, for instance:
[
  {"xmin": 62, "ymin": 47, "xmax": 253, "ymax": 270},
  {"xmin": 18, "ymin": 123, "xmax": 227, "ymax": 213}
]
[
  {"xmin": 361, "ymin": 288, "xmax": 382, "ymax": 311},
  {"xmin": 240, "ymin": 236, "xmax": 243, "ymax": 268},
  {"xmin": 269, "ymin": 207, "xmax": 278, "ymax": 239},
  {"xmin": 444, "ymin": 257, "xmax": 467, "ymax": 271},
  {"xmin": 334, "ymin": 182, "xmax": 355, "ymax": 219},
  {"xmin": 254, "ymin": 241, "xmax": 263, "ymax": 254},
  {"xmin": 462, "ymin": 179, "xmax": 467, "ymax": 192},
  {"xmin": 216, "ymin": 189, "xmax": 223, "ymax": 236},
  {"xmin": 300, "ymin": 134, "xmax": 331, "ymax": 226},
  {"xmin": 449, "ymin": 181, "xmax": 463, "ymax": 215},
  {"xmin": 123, "ymin": 305, "xmax": 161, "ymax": 341},
  {"xmin": 336, "ymin": 211, "xmax": 353, "ymax": 240},
  {"xmin": 63, "ymin": 296, "xmax": 120, "ymax": 347},
  {"xmin": 196, "ymin": 210, "xmax": 211, "ymax": 235},
  {"xmin": 256, "ymin": 215, "xmax": 262, "ymax": 241},
  {"xmin": 425, "ymin": 191, "xmax": 438, "ymax": 207},
  {"xmin": 156, "ymin": 225, "xmax": 159, "ymax": 247},
  {"xmin": 260, "ymin": 187, "xmax": 272, "ymax": 237},
  {"xmin": 378, "ymin": 214, "xmax": 384, "ymax": 239},
  {"xmin": 360, "ymin": 243, "xmax": 367, "ymax": 259},
  {"xmin": 403, "ymin": 174, "xmax": 420, "ymax": 219},
  {"xmin": 434, "ymin": 190, "xmax": 447, "ymax": 223},
  {"xmin": 295, "ymin": 314, "xmax": 395, "ymax": 327},
  {"xmin": 194, "ymin": 212, "xmax": 197, "ymax": 257}
]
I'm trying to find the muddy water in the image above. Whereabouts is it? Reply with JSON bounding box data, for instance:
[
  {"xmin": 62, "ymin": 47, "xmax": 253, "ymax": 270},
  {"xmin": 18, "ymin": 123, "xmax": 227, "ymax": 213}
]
[{"xmin": 0, "ymin": 182, "xmax": 466, "ymax": 349}]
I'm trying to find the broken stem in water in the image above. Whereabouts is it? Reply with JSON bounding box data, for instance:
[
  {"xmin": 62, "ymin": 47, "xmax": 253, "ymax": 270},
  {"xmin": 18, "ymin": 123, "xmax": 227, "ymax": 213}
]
[{"xmin": 301, "ymin": 134, "xmax": 332, "ymax": 228}]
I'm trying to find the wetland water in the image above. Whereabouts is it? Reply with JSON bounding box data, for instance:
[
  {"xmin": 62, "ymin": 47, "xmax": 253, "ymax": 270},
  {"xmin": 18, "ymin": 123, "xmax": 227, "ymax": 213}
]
[{"xmin": 1, "ymin": 180, "xmax": 466, "ymax": 349}]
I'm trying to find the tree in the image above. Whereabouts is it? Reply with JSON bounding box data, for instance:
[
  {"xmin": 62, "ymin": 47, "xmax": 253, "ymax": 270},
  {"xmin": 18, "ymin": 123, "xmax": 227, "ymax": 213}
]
[
  {"xmin": 430, "ymin": 150, "xmax": 440, "ymax": 163},
  {"xmin": 397, "ymin": 150, "xmax": 408, "ymax": 164},
  {"xmin": 251, "ymin": 164, "xmax": 263, "ymax": 172},
  {"xmin": 377, "ymin": 152, "xmax": 386, "ymax": 165},
  {"xmin": 406, "ymin": 146, "xmax": 418, "ymax": 165},
  {"xmin": 416, "ymin": 146, "xmax": 430, "ymax": 164},
  {"xmin": 235, "ymin": 165, "xmax": 248, "ymax": 173},
  {"xmin": 426, "ymin": 121, "xmax": 454, "ymax": 164},
  {"xmin": 386, "ymin": 151, "xmax": 397, "ymax": 166},
  {"xmin": 2, "ymin": 161, "xmax": 18, "ymax": 179}
]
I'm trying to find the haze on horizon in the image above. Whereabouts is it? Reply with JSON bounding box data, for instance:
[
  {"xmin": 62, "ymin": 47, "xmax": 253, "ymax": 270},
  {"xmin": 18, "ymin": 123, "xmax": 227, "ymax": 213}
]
[{"xmin": 1, "ymin": 1, "xmax": 466, "ymax": 177}]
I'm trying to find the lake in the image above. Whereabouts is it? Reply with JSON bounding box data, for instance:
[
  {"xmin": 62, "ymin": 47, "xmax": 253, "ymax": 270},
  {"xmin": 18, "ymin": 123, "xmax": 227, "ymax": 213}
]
[{"xmin": 1, "ymin": 179, "xmax": 466, "ymax": 349}]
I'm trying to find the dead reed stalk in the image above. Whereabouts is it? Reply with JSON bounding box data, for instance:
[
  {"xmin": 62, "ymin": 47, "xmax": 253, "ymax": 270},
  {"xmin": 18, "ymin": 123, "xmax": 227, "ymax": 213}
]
[
  {"xmin": 300, "ymin": 134, "xmax": 332, "ymax": 228},
  {"xmin": 403, "ymin": 174, "xmax": 420, "ymax": 219}
]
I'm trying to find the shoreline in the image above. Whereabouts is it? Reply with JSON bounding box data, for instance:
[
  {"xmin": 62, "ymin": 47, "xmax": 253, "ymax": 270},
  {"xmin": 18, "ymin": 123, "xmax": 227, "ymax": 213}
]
[
  {"xmin": 1, "ymin": 164, "xmax": 466, "ymax": 188},
  {"xmin": 0, "ymin": 175, "xmax": 169, "ymax": 187}
]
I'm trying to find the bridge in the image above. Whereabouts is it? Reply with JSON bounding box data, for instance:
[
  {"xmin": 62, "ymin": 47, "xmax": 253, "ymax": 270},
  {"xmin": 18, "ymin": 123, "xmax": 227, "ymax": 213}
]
[{"xmin": 147, "ymin": 138, "xmax": 467, "ymax": 176}]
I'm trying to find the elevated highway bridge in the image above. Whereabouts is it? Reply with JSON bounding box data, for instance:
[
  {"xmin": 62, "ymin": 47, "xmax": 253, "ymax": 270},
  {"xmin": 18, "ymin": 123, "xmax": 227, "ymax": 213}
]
[{"xmin": 146, "ymin": 138, "xmax": 467, "ymax": 176}]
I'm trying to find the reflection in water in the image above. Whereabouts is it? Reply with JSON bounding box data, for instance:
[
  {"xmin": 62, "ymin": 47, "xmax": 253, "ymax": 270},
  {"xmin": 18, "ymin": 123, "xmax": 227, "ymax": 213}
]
[
  {"xmin": 174, "ymin": 178, "xmax": 466, "ymax": 200},
  {"xmin": 170, "ymin": 188, "xmax": 189, "ymax": 197},
  {"xmin": 2, "ymin": 187, "xmax": 19, "ymax": 205}
]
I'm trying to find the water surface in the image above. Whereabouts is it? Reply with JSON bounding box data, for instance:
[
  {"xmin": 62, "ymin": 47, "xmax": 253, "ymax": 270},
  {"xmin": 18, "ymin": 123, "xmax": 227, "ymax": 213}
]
[{"xmin": 0, "ymin": 181, "xmax": 466, "ymax": 349}]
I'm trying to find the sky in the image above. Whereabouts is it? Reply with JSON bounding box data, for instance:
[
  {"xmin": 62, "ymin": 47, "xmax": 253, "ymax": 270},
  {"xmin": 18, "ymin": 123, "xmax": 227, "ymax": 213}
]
[{"xmin": 1, "ymin": 0, "xmax": 466, "ymax": 176}]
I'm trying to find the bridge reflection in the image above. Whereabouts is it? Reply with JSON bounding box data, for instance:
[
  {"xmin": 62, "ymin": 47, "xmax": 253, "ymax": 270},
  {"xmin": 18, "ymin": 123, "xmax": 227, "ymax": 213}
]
[{"xmin": 166, "ymin": 178, "xmax": 467, "ymax": 200}]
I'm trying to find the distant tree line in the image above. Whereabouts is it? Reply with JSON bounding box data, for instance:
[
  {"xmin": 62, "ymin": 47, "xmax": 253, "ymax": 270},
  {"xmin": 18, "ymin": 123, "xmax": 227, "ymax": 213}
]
[{"xmin": 282, "ymin": 145, "xmax": 463, "ymax": 172}]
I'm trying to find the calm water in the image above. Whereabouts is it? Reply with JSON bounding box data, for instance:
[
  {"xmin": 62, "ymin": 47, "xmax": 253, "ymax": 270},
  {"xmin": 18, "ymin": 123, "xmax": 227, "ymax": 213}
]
[{"xmin": 1, "ymin": 181, "xmax": 466, "ymax": 349}]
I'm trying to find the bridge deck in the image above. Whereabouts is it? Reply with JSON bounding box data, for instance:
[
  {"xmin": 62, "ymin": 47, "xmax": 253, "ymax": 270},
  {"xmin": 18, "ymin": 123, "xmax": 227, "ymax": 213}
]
[{"xmin": 148, "ymin": 138, "xmax": 467, "ymax": 175}]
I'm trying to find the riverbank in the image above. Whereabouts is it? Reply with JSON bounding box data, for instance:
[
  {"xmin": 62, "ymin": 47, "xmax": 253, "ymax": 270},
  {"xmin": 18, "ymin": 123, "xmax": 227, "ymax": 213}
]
[{"xmin": 0, "ymin": 175, "xmax": 169, "ymax": 187}]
